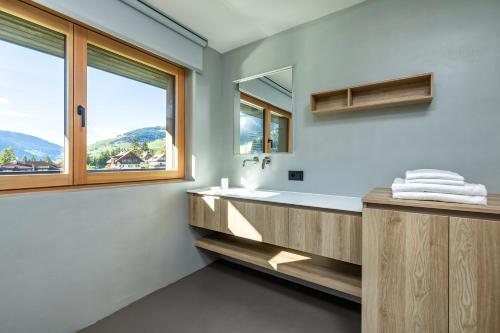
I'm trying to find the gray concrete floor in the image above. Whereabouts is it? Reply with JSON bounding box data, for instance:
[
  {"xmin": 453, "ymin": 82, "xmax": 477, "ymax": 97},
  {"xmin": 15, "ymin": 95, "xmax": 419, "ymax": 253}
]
[{"xmin": 79, "ymin": 260, "xmax": 361, "ymax": 333}]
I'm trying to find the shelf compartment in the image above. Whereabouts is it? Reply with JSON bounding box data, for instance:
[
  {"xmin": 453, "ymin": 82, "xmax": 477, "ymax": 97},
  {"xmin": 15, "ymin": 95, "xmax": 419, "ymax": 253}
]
[
  {"xmin": 311, "ymin": 73, "xmax": 433, "ymax": 115},
  {"xmin": 196, "ymin": 233, "xmax": 362, "ymax": 298},
  {"xmin": 311, "ymin": 88, "xmax": 349, "ymax": 113}
]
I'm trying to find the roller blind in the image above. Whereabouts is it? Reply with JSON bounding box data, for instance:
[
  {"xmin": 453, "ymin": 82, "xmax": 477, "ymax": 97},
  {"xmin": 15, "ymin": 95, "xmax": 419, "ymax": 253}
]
[
  {"xmin": 0, "ymin": 10, "xmax": 65, "ymax": 58},
  {"xmin": 87, "ymin": 44, "xmax": 172, "ymax": 90}
]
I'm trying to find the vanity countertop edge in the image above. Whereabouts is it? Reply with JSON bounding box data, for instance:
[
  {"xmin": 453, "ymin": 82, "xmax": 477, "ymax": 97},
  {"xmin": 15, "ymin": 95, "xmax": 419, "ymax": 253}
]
[{"xmin": 187, "ymin": 187, "xmax": 363, "ymax": 213}]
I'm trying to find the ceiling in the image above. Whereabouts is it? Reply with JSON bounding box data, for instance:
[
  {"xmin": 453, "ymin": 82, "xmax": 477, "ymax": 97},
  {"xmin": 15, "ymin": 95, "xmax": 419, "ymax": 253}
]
[{"xmin": 142, "ymin": 0, "xmax": 366, "ymax": 53}]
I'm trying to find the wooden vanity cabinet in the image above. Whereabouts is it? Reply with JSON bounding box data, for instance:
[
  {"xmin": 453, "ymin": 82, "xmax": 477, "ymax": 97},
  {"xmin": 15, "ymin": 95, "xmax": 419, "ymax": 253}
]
[
  {"xmin": 363, "ymin": 188, "xmax": 500, "ymax": 333},
  {"xmin": 188, "ymin": 193, "xmax": 363, "ymax": 299},
  {"xmin": 188, "ymin": 193, "xmax": 363, "ymax": 263},
  {"xmin": 189, "ymin": 194, "xmax": 222, "ymax": 231},
  {"xmin": 220, "ymin": 199, "xmax": 289, "ymax": 247},
  {"xmin": 289, "ymin": 208, "xmax": 362, "ymax": 265}
]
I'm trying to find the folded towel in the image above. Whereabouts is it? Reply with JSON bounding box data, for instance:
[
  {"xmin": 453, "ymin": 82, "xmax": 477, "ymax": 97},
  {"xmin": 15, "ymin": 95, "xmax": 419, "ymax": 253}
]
[
  {"xmin": 406, "ymin": 169, "xmax": 464, "ymax": 182},
  {"xmin": 406, "ymin": 178, "xmax": 465, "ymax": 186},
  {"xmin": 392, "ymin": 178, "xmax": 487, "ymax": 196},
  {"xmin": 393, "ymin": 191, "xmax": 487, "ymax": 205}
]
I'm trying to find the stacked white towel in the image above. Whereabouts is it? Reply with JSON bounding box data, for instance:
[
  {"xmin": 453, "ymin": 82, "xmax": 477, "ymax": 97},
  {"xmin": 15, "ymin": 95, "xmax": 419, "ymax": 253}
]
[{"xmin": 392, "ymin": 169, "xmax": 487, "ymax": 205}]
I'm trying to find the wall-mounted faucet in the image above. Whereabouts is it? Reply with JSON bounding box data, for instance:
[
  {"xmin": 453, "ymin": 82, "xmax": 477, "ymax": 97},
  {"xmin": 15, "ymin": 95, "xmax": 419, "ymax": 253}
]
[
  {"xmin": 261, "ymin": 156, "xmax": 271, "ymax": 169},
  {"xmin": 242, "ymin": 156, "xmax": 259, "ymax": 167}
]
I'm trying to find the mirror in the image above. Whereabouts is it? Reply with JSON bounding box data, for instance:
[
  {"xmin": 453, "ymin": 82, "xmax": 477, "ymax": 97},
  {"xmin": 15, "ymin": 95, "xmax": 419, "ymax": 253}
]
[{"xmin": 234, "ymin": 67, "xmax": 293, "ymax": 155}]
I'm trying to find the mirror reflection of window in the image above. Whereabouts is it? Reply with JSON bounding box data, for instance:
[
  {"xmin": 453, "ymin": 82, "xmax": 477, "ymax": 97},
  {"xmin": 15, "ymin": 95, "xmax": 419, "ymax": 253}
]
[
  {"xmin": 234, "ymin": 67, "xmax": 293, "ymax": 155},
  {"xmin": 239, "ymin": 102, "xmax": 264, "ymax": 154},
  {"xmin": 270, "ymin": 113, "xmax": 289, "ymax": 153}
]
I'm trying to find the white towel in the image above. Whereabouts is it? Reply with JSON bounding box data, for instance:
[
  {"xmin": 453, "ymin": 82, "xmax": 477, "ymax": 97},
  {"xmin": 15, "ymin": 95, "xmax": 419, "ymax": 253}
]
[
  {"xmin": 406, "ymin": 178, "xmax": 465, "ymax": 186},
  {"xmin": 406, "ymin": 169, "xmax": 464, "ymax": 182},
  {"xmin": 392, "ymin": 178, "xmax": 487, "ymax": 196},
  {"xmin": 393, "ymin": 191, "xmax": 487, "ymax": 205}
]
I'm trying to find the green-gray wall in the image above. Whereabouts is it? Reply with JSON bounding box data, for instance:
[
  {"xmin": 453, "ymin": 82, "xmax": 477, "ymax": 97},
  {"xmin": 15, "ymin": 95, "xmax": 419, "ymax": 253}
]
[
  {"xmin": 2, "ymin": 0, "xmax": 500, "ymax": 332},
  {"xmin": 221, "ymin": 0, "xmax": 500, "ymax": 196},
  {"xmin": 0, "ymin": 47, "xmax": 223, "ymax": 333}
]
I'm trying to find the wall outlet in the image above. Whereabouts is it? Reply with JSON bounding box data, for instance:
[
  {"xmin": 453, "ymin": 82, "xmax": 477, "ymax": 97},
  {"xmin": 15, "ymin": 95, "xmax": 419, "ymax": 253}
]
[{"xmin": 288, "ymin": 170, "xmax": 304, "ymax": 181}]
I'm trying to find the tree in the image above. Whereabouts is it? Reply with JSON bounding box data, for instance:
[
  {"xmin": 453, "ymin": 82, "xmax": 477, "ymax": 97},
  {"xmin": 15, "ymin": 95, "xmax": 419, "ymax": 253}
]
[
  {"xmin": 22, "ymin": 156, "xmax": 29, "ymax": 163},
  {"xmin": 0, "ymin": 147, "xmax": 15, "ymax": 165},
  {"xmin": 141, "ymin": 142, "xmax": 149, "ymax": 153},
  {"xmin": 130, "ymin": 138, "xmax": 139, "ymax": 153},
  {"xmin": 44, "ymin": 155, "xmax": 52, "ymax": 163}
]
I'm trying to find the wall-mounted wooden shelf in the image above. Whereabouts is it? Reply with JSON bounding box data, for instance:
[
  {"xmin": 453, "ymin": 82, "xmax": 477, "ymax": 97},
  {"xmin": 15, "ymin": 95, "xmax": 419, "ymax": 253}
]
[
  {"xmin": 311, "ymin": 73, "xmax": 433, "ymax": 115},
  {"xmin": 196, "ymin": 233, "xmax": 362, "ymax": 298}
]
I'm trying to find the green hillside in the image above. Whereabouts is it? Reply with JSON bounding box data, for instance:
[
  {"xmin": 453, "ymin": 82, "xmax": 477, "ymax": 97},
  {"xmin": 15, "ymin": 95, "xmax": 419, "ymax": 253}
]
[
  {"xmin": 88, "ymin": 126, "xmax": 166, "ymax": 156},
  {"xmin": 87, "ymin": 126, "xmax": 167, "ymax": 169}
]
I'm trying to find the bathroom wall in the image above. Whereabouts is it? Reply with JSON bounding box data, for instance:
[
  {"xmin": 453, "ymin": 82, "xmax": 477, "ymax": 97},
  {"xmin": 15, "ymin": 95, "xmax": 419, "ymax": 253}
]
[
  {"xmin": 220, "ymin": 0, "xmax": 500, "ymax": 196},
  {"xmin": 0, "ymin": 47, "xmax": 223, "ymax": 333}
]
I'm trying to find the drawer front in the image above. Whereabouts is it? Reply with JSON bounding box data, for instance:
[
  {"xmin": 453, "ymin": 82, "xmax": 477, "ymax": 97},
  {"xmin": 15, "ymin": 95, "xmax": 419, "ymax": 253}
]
[
  {"xmin": 189, "ymin": 194, "xmax": 221, "ymax": 231},
  {"xmin": 362, "ymin": 208, "xmax": 449, "ymax": 333},
  {"xmin": 289, "ymin": 208, "xmax": 362, "ymax": 265},
  {"xmin": 220, "ymin": 199, "xmax": 288, "ymax": 247},
  {"xmin": 449, "ymin": 217, "xmax": 500, "ymax": 333}
]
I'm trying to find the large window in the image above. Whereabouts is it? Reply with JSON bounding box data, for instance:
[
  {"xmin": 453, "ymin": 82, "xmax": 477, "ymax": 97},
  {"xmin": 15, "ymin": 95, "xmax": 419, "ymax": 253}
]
[
  {"xmin": 0, "ymin": 1, "xmax": 185, "ymax": 191},
  {"xmin": 239, "ymin": 93, "xmax": 291, "ymax": 154}
]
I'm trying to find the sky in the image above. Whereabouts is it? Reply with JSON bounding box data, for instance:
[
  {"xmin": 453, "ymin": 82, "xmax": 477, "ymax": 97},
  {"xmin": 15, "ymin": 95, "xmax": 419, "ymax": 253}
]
[{"xmin": 0, "ymin": 39, "xmax": 167, "ymax": 148}]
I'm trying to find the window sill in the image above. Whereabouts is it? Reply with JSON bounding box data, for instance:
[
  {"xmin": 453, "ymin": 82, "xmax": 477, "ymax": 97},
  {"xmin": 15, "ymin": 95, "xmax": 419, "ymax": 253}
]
[{"xmin": 0, "ymin": 177, "xmax": 189, "ymax": 197}]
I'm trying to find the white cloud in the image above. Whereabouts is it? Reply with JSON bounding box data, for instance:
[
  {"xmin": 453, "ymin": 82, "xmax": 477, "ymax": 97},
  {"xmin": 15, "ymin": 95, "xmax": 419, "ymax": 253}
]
[
  {"xmin": 0, "ymin": 110, "xmax": 31, "ymax": 118},
  {"xmin": 0, "ymin": 97, "xmax": 11, "ymax": 105}
]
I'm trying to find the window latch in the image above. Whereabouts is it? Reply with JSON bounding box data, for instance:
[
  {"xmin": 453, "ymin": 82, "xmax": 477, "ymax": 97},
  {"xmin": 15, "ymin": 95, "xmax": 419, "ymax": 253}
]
[
  {"xmin": 77, "ymin": 105, "xmax": 86, "ymax": 127},
  {"xmin": 268, "ymin": 138, "xmax": 275, "ymax": 149}
]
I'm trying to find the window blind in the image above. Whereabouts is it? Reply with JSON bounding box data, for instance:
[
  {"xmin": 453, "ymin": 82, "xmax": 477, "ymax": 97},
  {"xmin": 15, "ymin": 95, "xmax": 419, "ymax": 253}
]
[
  {"xmin": 0, "ymin": 10, "xmax": 65, "ymax": 58},
  {"xmin": 87, "ymin": 44, "xmax": 172, "ymax": 90}
]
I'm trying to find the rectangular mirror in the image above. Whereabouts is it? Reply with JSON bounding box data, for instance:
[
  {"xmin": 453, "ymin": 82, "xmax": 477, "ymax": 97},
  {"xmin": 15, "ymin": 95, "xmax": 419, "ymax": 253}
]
[{"xmin": 234, "ymin": 67, "xmax": 293, "ymax": 154}]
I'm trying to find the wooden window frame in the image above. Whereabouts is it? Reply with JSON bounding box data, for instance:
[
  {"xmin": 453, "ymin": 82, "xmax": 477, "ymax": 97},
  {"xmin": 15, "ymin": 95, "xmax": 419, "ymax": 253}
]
[
  {"xmin": 0, "ymin": 0, "xmax": 74, "ymax": 191},
  {"xmin": 240, "ymin": 92, "xmax": 292, "ymax": 153},
  {"xmin": 0, "ymin": 0, "xmax": 186, "ymax": 192}
]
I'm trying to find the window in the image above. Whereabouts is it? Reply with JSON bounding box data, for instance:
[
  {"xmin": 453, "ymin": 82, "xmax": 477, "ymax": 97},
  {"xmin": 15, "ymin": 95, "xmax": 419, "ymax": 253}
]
[
  {"xmin": 270, "ymin": 112, "xmax": 290, "ymax": 153},
  {"xmin": 0, "ymin": 1, "xmax": 185, "ymax": 191},
  {"xmin": 239, "ymin": 92, "xmax": 291, "ymax": 154},
  {"xmin": 239, "ymin": 101, "xmax": 264, "ymax": 154}
]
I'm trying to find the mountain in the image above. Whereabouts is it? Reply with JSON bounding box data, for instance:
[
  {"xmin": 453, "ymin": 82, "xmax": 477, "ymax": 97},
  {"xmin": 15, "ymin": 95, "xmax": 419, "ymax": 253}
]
[
  {"xmin": 0, "ymin": 130, "xmax": 63, "ymax": 161},
  {"xmin": 88, "ymin": 126, "xmax": 166, "ymax": 155}
]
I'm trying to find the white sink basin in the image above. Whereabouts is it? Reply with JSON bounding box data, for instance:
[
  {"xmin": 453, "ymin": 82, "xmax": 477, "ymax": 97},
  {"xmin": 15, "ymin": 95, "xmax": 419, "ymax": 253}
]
[{"xmin": 207, "ymin": 187, "xmax": 280, "ymax": 198}]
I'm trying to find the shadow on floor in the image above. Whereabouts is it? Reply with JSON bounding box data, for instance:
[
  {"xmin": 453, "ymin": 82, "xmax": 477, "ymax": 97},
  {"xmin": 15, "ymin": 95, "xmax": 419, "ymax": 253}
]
[{"xmin": 79, "ymin": 260, "xmax": 361, "ymax": 333}]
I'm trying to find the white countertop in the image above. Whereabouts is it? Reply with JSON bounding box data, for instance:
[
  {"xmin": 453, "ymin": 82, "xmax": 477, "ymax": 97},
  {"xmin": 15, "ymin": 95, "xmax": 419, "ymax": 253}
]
[{"xmin": 187, "ymin": 187, "xmax": 363, "ymax": 213}]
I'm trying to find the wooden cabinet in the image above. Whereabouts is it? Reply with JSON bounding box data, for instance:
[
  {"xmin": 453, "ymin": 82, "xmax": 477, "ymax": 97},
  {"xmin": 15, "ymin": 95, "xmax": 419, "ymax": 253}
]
[
  {"xmin": 362, "ymin": 208, "xmax": 449, "ymax": 333},
  {"xmin": 188, "ymin": 194, "xmax": 221, "ymax": 231},
  {"xmin": 220, "ymin": 199, "xmax": 289, "ymax": 247},
  {"xmin": 362, "ymin": 188, "xmax": 500, "ymax": 333},
  {"xmin": 289, "ymin": 208, "xmax": 362, "ymax": 265},
  {"xmin": 449, "ymin": 217, "xmax": 500, "ymax": 333},
  {"xmin": 188, "ymin": 194, "xmax": 363, "ymax": 264}
]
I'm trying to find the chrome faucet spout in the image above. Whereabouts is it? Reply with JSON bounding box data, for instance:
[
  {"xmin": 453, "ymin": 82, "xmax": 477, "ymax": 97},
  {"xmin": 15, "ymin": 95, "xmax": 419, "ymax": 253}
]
[
  {"xmin": 242, "ymin": 156, "xmax": 259, "ymax": 167},
  {"xmin": 261, "ymin": 156, "xmax": 271, "ymax": 169}
]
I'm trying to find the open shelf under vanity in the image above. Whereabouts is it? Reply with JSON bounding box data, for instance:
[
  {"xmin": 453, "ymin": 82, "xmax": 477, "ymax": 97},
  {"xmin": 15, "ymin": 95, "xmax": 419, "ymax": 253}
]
[{"xmin": 196, "ymin": 233, "xmax": 362, "ymax": 298}]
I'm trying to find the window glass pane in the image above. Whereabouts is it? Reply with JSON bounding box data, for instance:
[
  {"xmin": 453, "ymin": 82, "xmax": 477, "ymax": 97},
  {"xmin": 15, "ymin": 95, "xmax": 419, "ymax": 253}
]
[
  {"xmin": 0, "ymin": 11, "xmax": 65, "ymax": 175},
  {"xmin": 270, "ymin": 113, "xmax": 289, "ymax": 152},
  {"xmin": 239, "ymin": 102, "xmax": 263, "ymax": 154},
  {"xmin": 86, "ymin": 44, "xmax": 175, "ymax": 172}
]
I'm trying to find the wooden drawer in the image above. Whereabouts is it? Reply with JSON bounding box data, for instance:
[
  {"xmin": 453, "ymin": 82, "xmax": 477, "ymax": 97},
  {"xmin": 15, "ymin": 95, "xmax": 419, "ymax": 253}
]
[
  {"xmin": 220, "ymin": 199, "xmax": 289, "ymax": 247},
  {"xmin": 189, "ymin": 194, "xmax": 221, "ymax": 231},
  {"xmin": 289, "ymin": 208, "xmax": 362, "ymax": 265}
]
